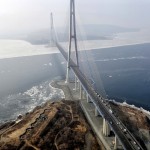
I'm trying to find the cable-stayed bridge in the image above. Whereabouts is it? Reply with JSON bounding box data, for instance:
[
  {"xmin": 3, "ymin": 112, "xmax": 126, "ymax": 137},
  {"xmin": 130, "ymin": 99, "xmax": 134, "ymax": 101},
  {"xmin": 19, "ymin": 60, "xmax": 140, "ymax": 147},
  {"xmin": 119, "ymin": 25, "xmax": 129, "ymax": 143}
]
[{"xmin": 51, "ymin": 0, "xmax": 144, "ymax": 150}]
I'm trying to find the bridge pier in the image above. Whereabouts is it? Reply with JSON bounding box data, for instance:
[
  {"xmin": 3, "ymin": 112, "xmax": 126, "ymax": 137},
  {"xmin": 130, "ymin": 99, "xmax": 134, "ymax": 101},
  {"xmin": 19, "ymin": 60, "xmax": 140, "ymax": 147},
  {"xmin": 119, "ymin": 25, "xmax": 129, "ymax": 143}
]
[
  {"xmin": 82, "ymin": 90, "xmax": 86, "ymax": 99},
  {"xmin": 79, "ymin": 82, "xmax": 83, "ymax": 99},
  {"xmin": 77, "ymin": 78, "xmax": 80, "ymax": 89},
  {"xmin": 79, "ymin": 82, "xmax": 87, "ymax": 99},
  {"xmin": 86, "ymin": 93, "xmax": 91, "ymax": 103},
  {"xmin": 66, "ymin": 65, "xmax": 70, "ymax": 83},
  {"xmin": 74, "ymin": 75, "xmax": 78, "ymax": 90},
  {"xmin": 103, "ymin": 118, "xmax": 110, "ymax": 136},
  {"xmin": 95, "ymin": 107, "xmax": 99, "ymax": 116},
  {"xmin": 114, "ymin": 135, "xmax": 119, "ymax": 150}
]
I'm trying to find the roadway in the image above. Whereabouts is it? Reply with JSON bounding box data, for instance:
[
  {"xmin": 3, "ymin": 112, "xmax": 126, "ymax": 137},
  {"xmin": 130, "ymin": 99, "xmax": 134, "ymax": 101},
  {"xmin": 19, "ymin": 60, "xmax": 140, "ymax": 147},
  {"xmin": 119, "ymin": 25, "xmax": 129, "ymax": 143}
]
[{"xmin": 55, "ymin": 41, "xmax": 144, "ymax": 150}]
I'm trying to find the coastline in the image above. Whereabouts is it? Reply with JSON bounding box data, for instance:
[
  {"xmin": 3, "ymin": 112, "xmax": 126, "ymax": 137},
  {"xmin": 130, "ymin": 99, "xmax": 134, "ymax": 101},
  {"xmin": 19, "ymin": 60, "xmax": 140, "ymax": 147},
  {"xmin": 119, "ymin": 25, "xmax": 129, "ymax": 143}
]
[
  {"xmin": 0, "ymin": 100, "xmax": 103, "ymax": 150},
  {"xmin": 109, "ymin": 99, "xmax": 150, "ymax": 149},
  {"xmin": 0, "ymin": 80, "xmax": 149, "ymax": 149},
  {"xmin": 51, "ymin": 80, "xmax": 150, "ymax": 149},
  {"xmin": 0, "ymin": 39, "xmax": 150, "ymax": 60},
  {"xmin": 0, "ymin": 39, "xmax": 150, "ymax": 125},
  {"xmin": 0, "ymin": 39, "xmax": 58, "ymax": 60},
  {"xmin": 109, "ymin": 99, "xmax": 150, "ymax": 118},
  {"xmin": 1, "ymin": 79, "xmax": 150, "ymax": 127}
]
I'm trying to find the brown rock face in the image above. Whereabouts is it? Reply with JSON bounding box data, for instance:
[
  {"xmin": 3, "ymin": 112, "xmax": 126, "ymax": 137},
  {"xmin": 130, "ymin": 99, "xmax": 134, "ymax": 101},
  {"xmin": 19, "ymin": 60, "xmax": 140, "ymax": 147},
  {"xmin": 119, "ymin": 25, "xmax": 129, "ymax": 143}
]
[
  {"xmin": 109, "ymin": 101, "xmax": 150, "ymax": 150},
  {"xmin": 0, "ymin": 100, "xmax": 102, "ymax": 150}
]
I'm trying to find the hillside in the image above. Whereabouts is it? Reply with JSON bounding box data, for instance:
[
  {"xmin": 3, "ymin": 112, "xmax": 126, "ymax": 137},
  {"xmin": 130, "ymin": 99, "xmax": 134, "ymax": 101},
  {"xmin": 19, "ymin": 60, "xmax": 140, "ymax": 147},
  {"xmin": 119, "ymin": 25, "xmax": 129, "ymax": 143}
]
[{"xmin": 0, "ymin": 100, "xmax": 103, "ymax": 150}]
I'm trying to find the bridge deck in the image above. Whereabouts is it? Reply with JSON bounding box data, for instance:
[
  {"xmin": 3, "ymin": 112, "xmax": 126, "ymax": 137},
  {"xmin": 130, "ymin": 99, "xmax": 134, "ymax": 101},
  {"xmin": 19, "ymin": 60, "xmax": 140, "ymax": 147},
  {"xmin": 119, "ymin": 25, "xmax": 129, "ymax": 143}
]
[{"xmin": 55, "ymin": 42, "xmax": 144, "ymax": 150}]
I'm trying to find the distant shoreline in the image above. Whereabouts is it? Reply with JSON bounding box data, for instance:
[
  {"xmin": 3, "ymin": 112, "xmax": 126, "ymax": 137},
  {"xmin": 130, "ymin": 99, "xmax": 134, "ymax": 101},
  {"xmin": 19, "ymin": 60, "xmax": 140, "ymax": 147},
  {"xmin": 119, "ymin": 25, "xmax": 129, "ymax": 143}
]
[
  {"xmin": 0, "ymin": 39, "xmax": 150, "ymax": 60},
  {"xmin": 0, "ymin": 40, "xmax": 150, "ymax": 118}
]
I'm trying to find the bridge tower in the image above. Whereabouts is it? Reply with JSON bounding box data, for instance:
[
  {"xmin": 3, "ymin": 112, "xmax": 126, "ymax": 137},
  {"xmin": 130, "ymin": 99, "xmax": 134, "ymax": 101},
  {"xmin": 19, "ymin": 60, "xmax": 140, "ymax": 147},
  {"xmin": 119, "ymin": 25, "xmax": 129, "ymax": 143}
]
[
  {"xmin": 66, "ymin": 0, "xmax": 79, "ymax": 83},
  {"xmin": 50, "ymin": 12, "xmax": 55, "ymax": 47}
]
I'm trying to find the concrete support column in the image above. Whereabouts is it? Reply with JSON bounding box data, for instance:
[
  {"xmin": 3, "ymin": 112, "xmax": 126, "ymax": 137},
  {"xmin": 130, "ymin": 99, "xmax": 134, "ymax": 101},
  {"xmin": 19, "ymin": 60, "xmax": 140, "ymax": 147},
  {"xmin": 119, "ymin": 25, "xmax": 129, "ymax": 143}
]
[
  {"xmin": 74, "ymin": 75, "xmax": 77, "ymax": 90},
  {"xmin": 66, "ymin": 65, "xmax": 70, "ymax": 83},
  {"xmin": 79, "ymin": 82, "xmax": 83, "ymax": 99},
  {"xmin": 105, "ymin": 120, "xmax": 110, "ymax": 136},
  {"xmin": 86, "ymin": 93, "xmax": 91, "ymax": 103},
  {"xmin": 102, "ymin": 118, "xmax": 110, "ymax": 136},
  {"xmin": 95, "ymin": 107, "xmax": 99, "ymax": 116},
  {"xmin": 82, "ymin": 90, "xmax": 86, "ymax": 99},
  {"xmin": 102, "ymin": 118, "xmax": 106, "ymax": 135},
  {"xmin": 77, "ymin": 79, "xmax": 79, "ymax": 89},
  {"xmin": 114, "ymin": 135, "xmax": 118, "ymax": 150}
]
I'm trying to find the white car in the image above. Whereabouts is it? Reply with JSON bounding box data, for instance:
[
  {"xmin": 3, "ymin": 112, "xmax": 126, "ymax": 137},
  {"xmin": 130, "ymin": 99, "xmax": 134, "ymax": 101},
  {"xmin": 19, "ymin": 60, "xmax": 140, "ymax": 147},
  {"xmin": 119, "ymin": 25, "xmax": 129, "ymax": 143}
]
[{"xmin": 109, "ymin": 109, "xmax": 113, "ymax": 114}]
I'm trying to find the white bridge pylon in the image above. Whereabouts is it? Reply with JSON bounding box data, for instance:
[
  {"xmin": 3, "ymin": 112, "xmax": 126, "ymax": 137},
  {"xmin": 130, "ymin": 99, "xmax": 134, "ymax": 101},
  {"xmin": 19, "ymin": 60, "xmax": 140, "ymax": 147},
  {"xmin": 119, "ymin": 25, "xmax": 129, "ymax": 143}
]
[
  {"xmin": 66, "ymin": 0, "xmax": 79, "ymax": 83},
  {"xmin": 50, "ymin": 0, "xmax": 144, "ymax": 149}
]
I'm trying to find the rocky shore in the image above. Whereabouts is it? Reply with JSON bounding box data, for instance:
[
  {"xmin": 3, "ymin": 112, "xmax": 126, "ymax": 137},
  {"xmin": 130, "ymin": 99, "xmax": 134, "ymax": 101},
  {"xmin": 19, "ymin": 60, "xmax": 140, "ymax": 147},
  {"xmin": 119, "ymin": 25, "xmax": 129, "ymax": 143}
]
[
  {"xmin": 0, "ymin": 80, "xmax": 150, "ymax": 150},
  {"xmin": 109, "ymin": 101, "xmax": 150, "ymax": 150},
  {"xmin": 0, "ymin": 100, "xmax": 104, "ymax": 150},
  {"xmin": 51, "ymin": 80, "xmax": 150, "ymax": 150}
]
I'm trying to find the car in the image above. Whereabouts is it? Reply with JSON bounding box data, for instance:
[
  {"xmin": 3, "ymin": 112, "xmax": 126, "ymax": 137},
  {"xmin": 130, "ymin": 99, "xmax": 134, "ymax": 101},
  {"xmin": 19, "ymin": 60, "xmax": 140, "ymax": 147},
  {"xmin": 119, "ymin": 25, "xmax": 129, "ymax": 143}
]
[
  {"xmin": 117, "ymin": 122, "xmax": 120, "ymax": 125},
  {"xmin": 109, "ymin": 109, "xmax": 113, "ymax": 114},
  {"xmin": 133, "ymin": 141, "xmax": 136, "ymax": 145},
  {"xmin": 123, "ymin": 128, "xmax": 127, "ymax": 132},
  {"xmin": 137, "ymin": 147, "xmax": 140, "ymax": 150}
]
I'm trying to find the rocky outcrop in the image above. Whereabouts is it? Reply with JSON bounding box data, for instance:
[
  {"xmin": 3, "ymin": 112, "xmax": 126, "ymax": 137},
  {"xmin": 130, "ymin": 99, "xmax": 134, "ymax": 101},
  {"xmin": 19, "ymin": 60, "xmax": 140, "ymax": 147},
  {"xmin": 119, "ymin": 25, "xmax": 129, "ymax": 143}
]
[{"xmin": 0, "ymin": 100, "xmax": 102, "ymax": 150}]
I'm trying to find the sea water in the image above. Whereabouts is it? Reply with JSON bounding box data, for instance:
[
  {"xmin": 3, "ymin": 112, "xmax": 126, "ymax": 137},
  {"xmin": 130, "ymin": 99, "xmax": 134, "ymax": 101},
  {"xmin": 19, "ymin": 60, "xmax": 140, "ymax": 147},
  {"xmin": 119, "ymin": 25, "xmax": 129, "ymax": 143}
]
[{"xmin": 0, "ymin": 40, "xmax": 150, "ymax": 123}]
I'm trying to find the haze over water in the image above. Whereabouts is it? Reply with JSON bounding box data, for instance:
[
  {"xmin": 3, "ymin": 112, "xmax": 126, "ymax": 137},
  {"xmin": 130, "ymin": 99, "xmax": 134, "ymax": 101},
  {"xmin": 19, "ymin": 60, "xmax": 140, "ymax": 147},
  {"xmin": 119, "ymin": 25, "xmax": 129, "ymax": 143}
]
[{"xmin": 0, "ymin": 29, "xmax": 150, "ymax": 123}]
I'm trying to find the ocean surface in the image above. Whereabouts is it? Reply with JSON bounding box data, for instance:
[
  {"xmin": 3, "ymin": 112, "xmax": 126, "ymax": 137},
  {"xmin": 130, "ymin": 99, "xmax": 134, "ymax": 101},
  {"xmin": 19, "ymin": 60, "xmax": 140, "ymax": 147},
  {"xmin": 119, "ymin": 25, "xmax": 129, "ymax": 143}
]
[{"xmin": 0, "ymin": 40, "xmax": 150, "ymax": 123}]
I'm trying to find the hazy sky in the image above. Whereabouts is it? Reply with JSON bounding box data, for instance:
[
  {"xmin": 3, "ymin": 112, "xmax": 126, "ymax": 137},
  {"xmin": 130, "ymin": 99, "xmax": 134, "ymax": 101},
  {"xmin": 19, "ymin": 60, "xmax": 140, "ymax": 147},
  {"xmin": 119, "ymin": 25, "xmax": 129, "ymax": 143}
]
[{"xmin": 0, "ymin": 0, "xmax": 150, "ymax": 35}]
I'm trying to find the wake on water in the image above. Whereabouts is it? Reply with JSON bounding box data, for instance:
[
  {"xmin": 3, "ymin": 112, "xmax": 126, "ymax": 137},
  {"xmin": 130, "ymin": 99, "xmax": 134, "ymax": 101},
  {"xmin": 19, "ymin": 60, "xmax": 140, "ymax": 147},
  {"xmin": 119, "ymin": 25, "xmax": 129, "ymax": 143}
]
[{"xmin": 0, "ymin": 80, "xmax": 65, "ymax": 124}]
